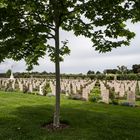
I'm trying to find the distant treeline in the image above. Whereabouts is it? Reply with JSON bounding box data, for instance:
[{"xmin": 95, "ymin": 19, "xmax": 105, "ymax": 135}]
[
  {"xmin": 87, "ymin": 74, "xmax": 140, "ymax": 80},
  {"xmin": 87, "ymin": 64, "xmax": 140, "ymax": 75},
  {"xmin": 0, "ymin": 72, "xmax": 140, "ymax": 81},
  {"xmin": 0, "ymin": 64, "xmax": 140, "ymax": 80}
]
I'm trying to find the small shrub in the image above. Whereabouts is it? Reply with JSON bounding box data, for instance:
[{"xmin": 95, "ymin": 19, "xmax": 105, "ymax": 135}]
[
  {"xmin": 121, "ymin": 102, "xmax": 130, "ymax": 106},
  {"xmin": 121, "ymin": 102, "xmax": 135, "ymax": 107},
  {"xmin": 109, "ymin": 87, "xmax": 115, "ymax": 100},
  {"xmin": 4, "ymin": 87, "xmax": 14, "ymax": 92},
  {"xmin": 97, "ymin": 100, "xmax": 107, "ymax": 104},
  {"xmin": 111, "ymin": 99, "xmax": 119, "ymax": 105},
  {"xmin": 68, "ymin": 94, "xmax": 85, "ymax": 101},
  {"xmin": 43, "ymin": 83, "xmax": 52, "ymax": 96},
  {"xmin": 23, "ymin": 85, "xmax": 29, "ymax": 93},
  {"xmin": 4, "ymin": 81, "xmax": 14, "ymax": 92},
  {"xmin": 89, "ymin": 86, "xmax": 101, "ymax": 102}
]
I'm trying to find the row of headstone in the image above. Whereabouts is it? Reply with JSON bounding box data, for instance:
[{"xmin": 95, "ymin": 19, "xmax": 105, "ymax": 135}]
[
  {"xmin": 0, "ymin": 78, "xmax": 96, "ymax": 98},
  {"xmin": 106, "ymin": 80, "xmax": 137, "ymax": 98},
  {"xmin": 0, "ymin": 78, "xmax": 48, "ymax": 94},
  {"xmin": 60, "ymin": 79, "xmax": 96, "ymax": 98},
  {"xmin": 0, "ymin": 78, "xmax": 139, "ymax": 105},
  {"xmin": 102, "ymin": 80, "xmax": 137, "ymax": 105}
]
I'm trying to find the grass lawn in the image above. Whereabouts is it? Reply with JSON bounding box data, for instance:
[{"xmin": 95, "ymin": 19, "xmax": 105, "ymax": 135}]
[{"xmin": 0, "ymin": 92, "xmax": 140, "ymax": 140}]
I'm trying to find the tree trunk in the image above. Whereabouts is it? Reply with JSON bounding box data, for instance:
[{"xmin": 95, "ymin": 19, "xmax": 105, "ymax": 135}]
[{"xmin": 53, "ymin": 24, "xmax": 60, "ymax": 127}]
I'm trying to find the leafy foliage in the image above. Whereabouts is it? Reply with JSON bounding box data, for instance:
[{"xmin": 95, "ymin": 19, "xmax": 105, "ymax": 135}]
[
  {"xmin": 43, "ymin": 82, "xmax": 52, "ymax": 96},
  {"xmin": 48, "ymin": 40, "xmax": 70, "ymax": 62},
  {"xmin": 117, "ymin": 65, "xmax": 128, "ymax": 74},
  {"xmin": 6, "ymin": 69, "xmax": 11, "ymax": 78},
  {"xmin": 89, "ymin": 81, "xmax": 101, "ymax": 102},
  {"xmin": 132, "ymin": 64, "xmax": 140, "ymax": 73},
  {"xmin": 87, "ymin": 70, "xmax": 95, "ymax": 75},
  {"xmin": 0, "ymin": 0, "xmax": 139, "ymax": 69}
]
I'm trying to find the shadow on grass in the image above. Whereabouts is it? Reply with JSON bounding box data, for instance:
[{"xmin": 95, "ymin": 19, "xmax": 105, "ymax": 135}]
[{"xmin": 0, "ymin": 104, "xmax": 140, "ymax": 140}]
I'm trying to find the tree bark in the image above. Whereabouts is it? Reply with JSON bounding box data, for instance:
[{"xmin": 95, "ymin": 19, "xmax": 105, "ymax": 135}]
[{"xmin": 53, "ymin": 23, "xmax": 60, "ymax": 127}]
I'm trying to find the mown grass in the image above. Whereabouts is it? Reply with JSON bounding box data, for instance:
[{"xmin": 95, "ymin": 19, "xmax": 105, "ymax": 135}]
[{"xmin": 0, "ymin": 91, "xmax": 140, "ymax": 140}]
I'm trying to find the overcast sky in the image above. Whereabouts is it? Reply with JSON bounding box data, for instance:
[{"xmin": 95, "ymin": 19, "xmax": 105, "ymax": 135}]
[{"xmin": 0, "ymin": 22, "xmax": 140, "ymax": 74}]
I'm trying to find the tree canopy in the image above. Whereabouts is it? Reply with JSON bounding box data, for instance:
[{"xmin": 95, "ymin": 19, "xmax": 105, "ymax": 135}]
[
  {"xmin": 132, "ymin": 64, "xmax": 140, "ymax": 73},
  {"xmin": 117, "ymin": 65, "xmax": 128, "ymax": 74},
  {"xmin": 0, "ymin": 0, "xmax": 139, "ymax": 68}
]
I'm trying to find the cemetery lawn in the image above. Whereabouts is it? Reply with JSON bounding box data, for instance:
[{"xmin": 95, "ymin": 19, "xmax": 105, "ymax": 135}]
[{"xmin": 0, "ymin": 92, "xmax": 140, "ymax": 140}]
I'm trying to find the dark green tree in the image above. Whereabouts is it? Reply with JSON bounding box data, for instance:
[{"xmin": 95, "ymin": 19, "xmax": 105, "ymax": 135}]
[
  {"xmin": 0, "ymin": 0, "xmax": 140, "ymax": 127},
  {"xmin": 104, "ymin": 69, "xmax": 118, "ymax": 74},
  {"xmin": 6, "ymin": 69, "xmax": 11, "ymax": 78},
  {"xmin": 117, "ymin": 65, "xmax": 128, "ymax": 74},
  {"xmin": 87, "ymin": 70, "xmax": 95, "ymax": 75},
  {"xmin": 132, "ymin": 64, "xmax": 140, "ymax": 73},
  {"xmin": 96, "ymin": 71, "xmax": 101, "ymax": 75}
]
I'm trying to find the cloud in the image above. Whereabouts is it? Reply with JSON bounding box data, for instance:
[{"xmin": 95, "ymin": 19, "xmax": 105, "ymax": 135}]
[{"xmin": 0, "ymin": 22, "xmax": 140, "ymax": 73}]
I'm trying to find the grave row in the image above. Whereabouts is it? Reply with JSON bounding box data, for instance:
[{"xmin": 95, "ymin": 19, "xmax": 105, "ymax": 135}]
[
  {"xmin": 0, "ymin": 78, "xmax": 139, "ymax": 105},
  {"xmin": 0, "ymin": 78, "xmax": 96, "ymax": 100},
  {"xmin": 99, "ymin": 80, "xmax": 139, "ymax": 106}
]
